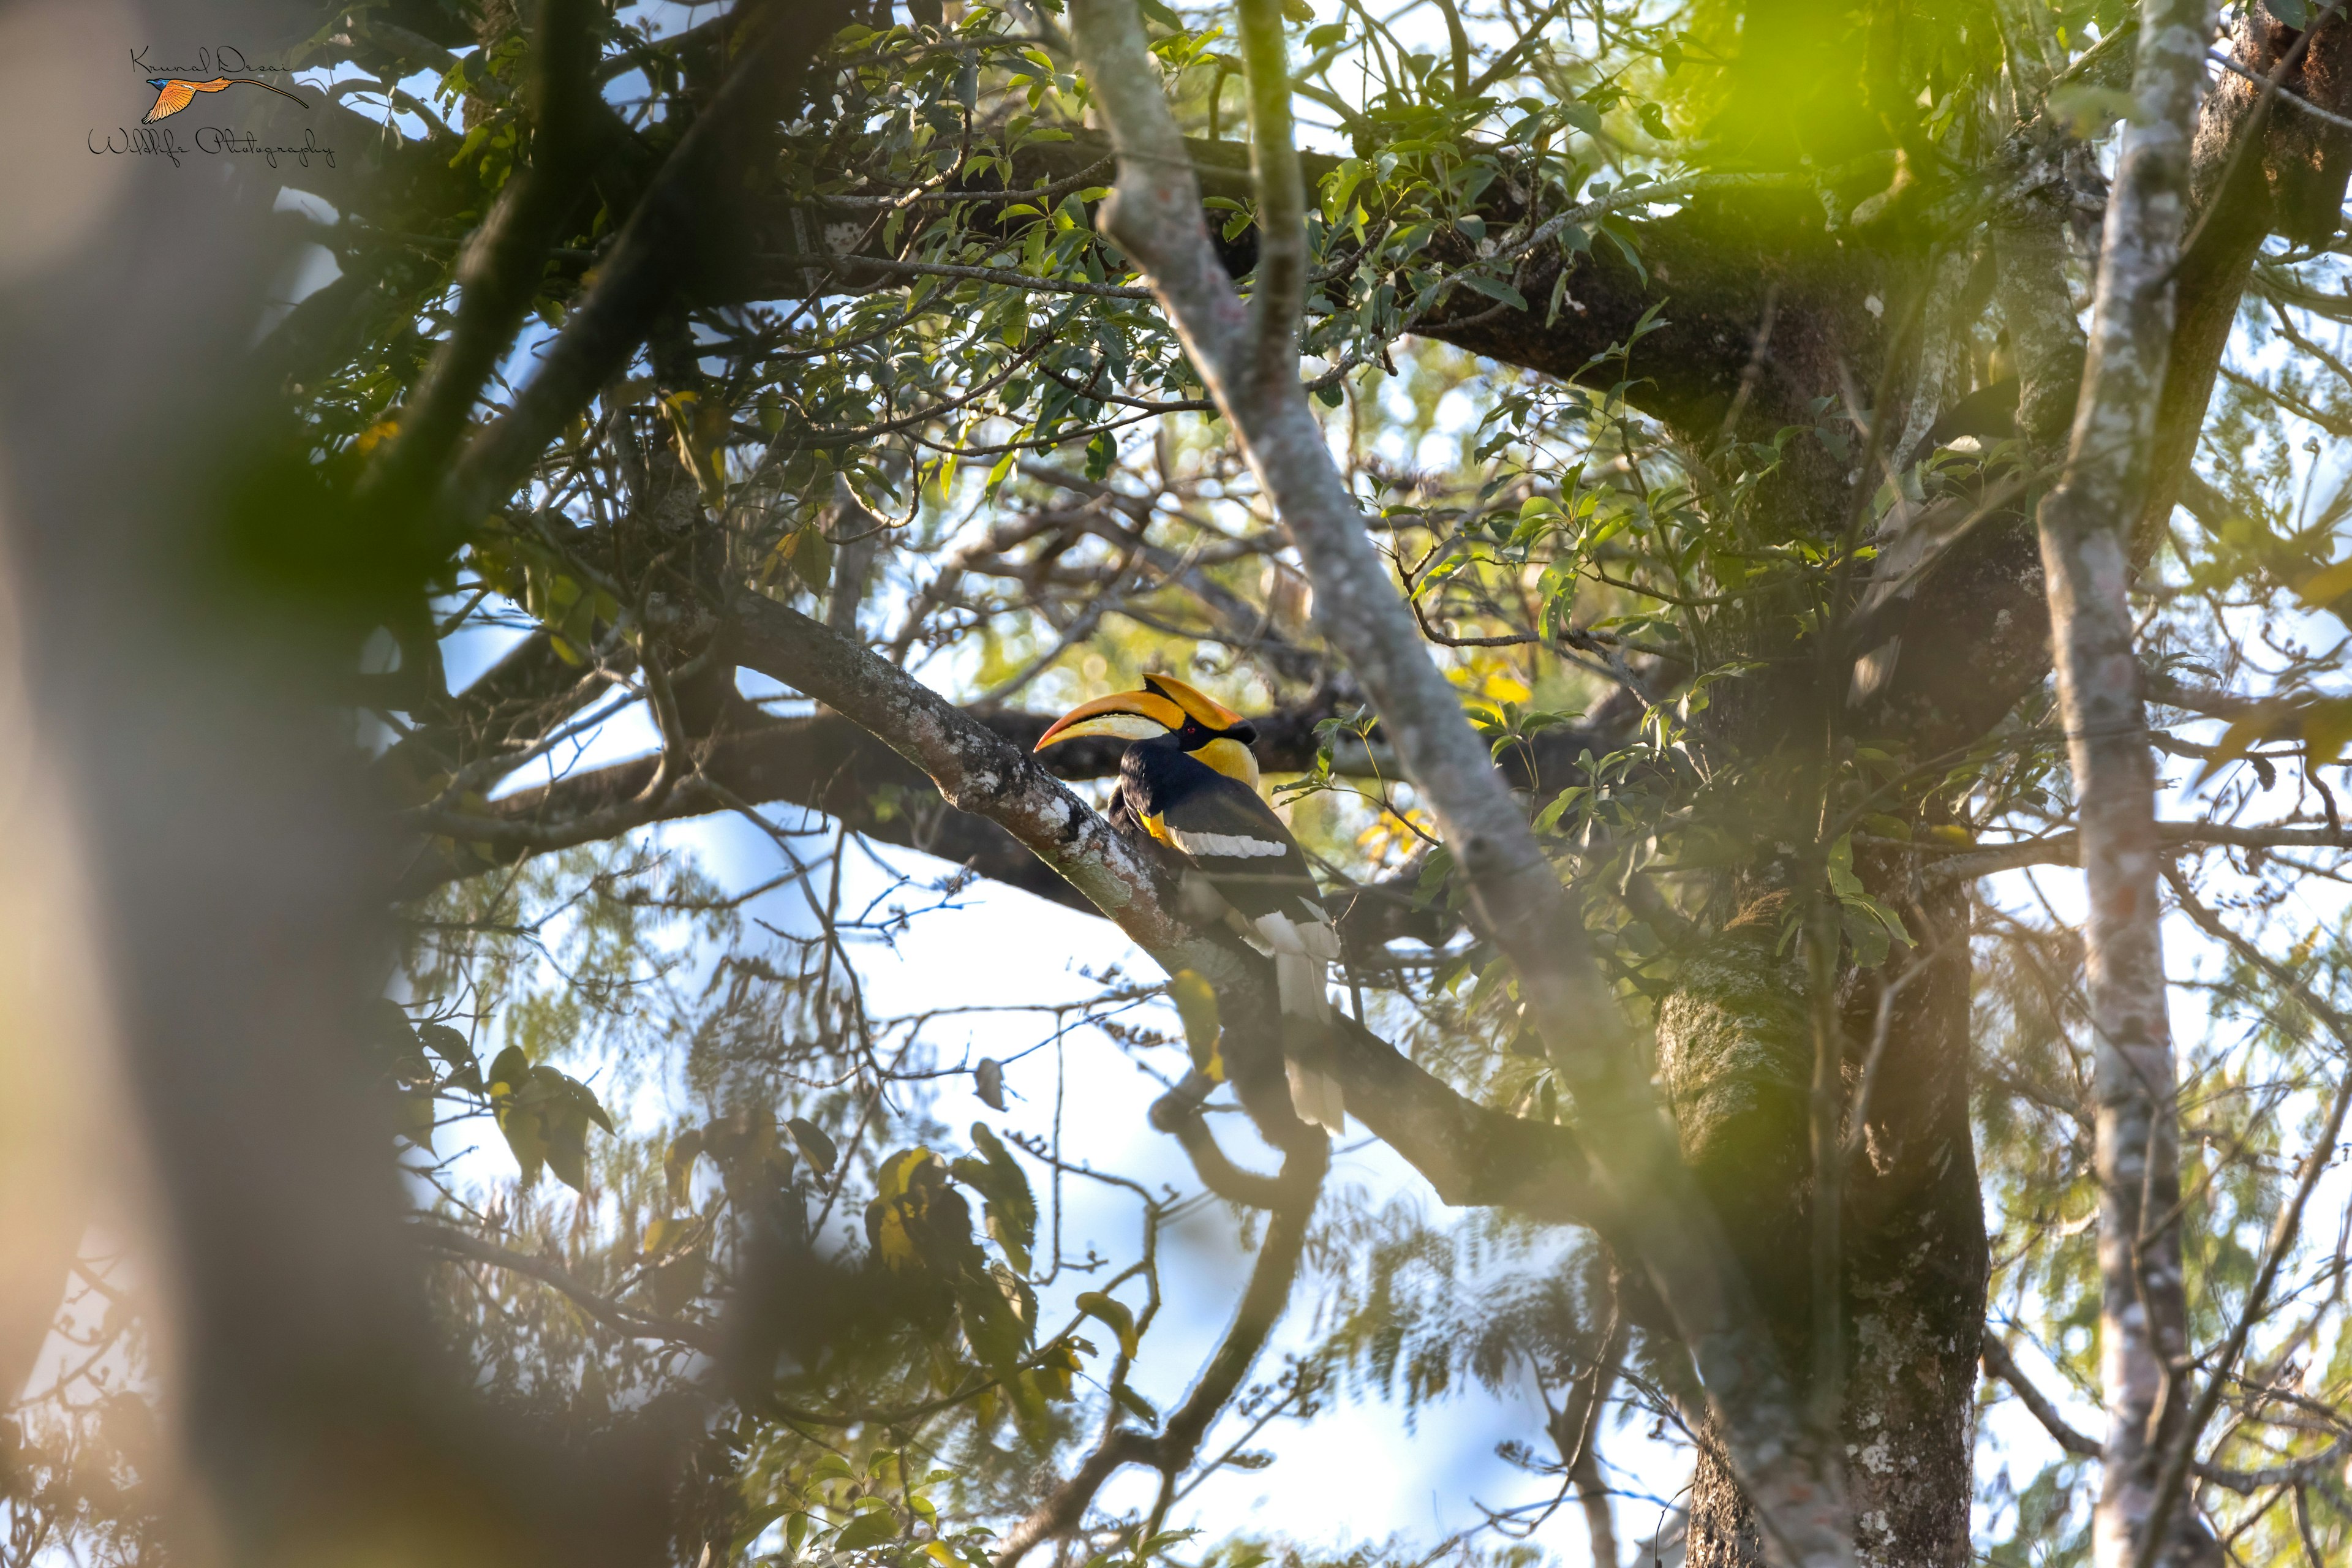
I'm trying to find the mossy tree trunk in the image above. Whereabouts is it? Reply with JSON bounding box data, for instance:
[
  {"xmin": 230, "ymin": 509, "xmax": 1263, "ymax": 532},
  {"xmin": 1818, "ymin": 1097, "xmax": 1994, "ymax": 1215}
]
[{"xmin": 1660, "ymin": 883, "xmax": 1986, "ymax": 1568}]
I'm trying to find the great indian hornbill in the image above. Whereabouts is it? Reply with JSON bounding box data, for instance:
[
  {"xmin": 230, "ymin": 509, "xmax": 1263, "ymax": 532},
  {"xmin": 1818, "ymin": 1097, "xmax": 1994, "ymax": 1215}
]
[{"xmin": 1035, "ymin": 675, "xmax": 1346, "ymax": 1133}]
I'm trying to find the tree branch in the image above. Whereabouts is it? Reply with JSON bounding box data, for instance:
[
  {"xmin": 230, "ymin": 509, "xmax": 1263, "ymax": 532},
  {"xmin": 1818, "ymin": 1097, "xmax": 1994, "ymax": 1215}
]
[
  {"xmin": 1915, "ymin": 820, "xmax": 2352, "ymax": 886},
  {"xmin": 1981, "ymin": 1331, "xmax": 2103, "ymax": 1458},
  {"xmin": 1161, "ymin": 1110, "xmax": 1288, "ymax": 1210},
  {"xmin": 1981, "ymin": 1324, "xmax": 2352, "ymax": 1495},
  {"xmin": 2029, "ymin": 5, "xmax": 2211, "ymax": 1565},
  {"xmin": 368, "ymin": 0, "xmax": 599, "ymax": 497},
  {"xmin": 1065, "ymin": 0, "xmax": 1853, "ymax": 1558},
  {"xmin": 393, "ymin": 681, "xmax": 1623, "ymax": 909},
  {"xmin": 413, "ymin": 1219, "xmax": 725, "ymax": 1355},
  {"xmin": 2146, "ymin": 867, "xmax": 2352, "ymax": 1537},
  {"xmin": 718, "ymin": 591, "xmax": 1607, "ymax": 1227}
]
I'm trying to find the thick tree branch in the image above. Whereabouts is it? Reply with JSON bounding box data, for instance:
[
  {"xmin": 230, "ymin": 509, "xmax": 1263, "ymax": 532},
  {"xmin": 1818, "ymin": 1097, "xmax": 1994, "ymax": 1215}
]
[
  {"xmin": 368, "ymin": 0, "xmax": 598, "ymax": 497},
  {"xmin": 1863, "ymin": 10, "xmax": 2352, "ymax": 763},
  {"xmin": 1163, "ymin": 1112, "xmax": 1288, "ymax": 1209},
  {"xmin": 718, "ymin": 591, "xmax": 1607, "ymax": 1227},
  {"xmin": 393, "ymin": 679, "xmax": 1622, "ymax": 912},
  {"xmin": 2143, "ymin": 2, "xmax": 2352, "ymax": 543}
]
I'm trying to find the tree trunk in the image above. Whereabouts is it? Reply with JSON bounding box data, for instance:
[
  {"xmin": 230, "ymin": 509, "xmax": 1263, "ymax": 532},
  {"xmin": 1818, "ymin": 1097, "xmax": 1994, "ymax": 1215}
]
[{"xmin": 1663, "ymin": 880, "xmax": 1986, "ymax": 1568}]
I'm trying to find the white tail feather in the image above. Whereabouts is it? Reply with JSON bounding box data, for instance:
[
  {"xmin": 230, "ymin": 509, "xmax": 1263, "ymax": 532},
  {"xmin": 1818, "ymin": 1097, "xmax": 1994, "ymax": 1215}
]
[
  {"xmin": 1297, "ymin": 918, "xmax": 1341, "ymax": 962},
  {"xmin": 1254, "ymin": 911, "xmax": 1338, "ymax": 1023},
  {"xmin": 1273, "ymin": 951, "xmax": 1330, "ymax": 1023},
  {"xmin": 1285, "ymin": 1057, "xmax": 1347, "ymax": 1134}
]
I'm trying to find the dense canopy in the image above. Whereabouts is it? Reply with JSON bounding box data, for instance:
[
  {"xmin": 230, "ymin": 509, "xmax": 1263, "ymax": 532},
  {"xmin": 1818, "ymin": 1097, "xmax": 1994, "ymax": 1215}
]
[{"xmin": 8, "ymin": 3, "xmax": 2352, "ymax": 1568}]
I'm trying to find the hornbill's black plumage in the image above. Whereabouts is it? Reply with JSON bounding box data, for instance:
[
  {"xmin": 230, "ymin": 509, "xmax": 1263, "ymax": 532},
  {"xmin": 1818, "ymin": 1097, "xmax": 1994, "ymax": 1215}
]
[{"xmin": 1036, "ymin": 675, "xmax": 1345, "ymax": 1131}]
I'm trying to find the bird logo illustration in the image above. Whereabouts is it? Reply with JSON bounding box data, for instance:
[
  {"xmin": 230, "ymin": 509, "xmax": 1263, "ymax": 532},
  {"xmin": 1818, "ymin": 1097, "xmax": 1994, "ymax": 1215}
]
[{"xmin": 141, "ymin": 76, "xmax": 306, "ymax": 125}]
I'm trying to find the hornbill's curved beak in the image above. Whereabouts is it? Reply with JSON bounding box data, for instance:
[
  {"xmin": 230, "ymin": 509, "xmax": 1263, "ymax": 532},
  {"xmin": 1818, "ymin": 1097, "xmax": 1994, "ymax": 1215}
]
[{"xmin": 1035, "ymin": 674, "xmax": 1247, "ymax": 750}]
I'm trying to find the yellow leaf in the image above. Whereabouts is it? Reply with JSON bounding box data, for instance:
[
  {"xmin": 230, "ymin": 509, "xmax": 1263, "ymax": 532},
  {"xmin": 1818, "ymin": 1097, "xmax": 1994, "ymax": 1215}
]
[
  {"xmin": 2296, "ymin": 556, "xmax": 2352, "ymax": 608},
  {"xmin": 2304, "ymin": 697, "xmax": 2352, "ymax": 764},
  {"xmin": 1167, "ymin": 971, "xmax": 1223, "ymax": 1079},
  {"xmin": 2198, "ymin": 704, "xmax": 2290, "ymax": 783}
]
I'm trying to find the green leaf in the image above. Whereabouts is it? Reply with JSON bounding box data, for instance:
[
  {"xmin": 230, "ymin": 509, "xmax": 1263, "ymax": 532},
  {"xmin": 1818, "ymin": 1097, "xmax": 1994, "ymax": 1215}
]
[
  {"xmin": 956, "ymin": 1122, "xmax": 1037, "ymax": 1273},
  {"xmin": 1321, "ymin": 157, "xmax": 1363, "ymax": 228},
  {"xmin": 393, "ymin": 1090, "xmax": 437, "ymax": 1153},
  {"xmin": 1075, "ymin": 1290, "xmax": 1138, "ymax": 1360},
  {"xmin": 1598, "ymin": 221, "xmax": 1647, "ymax": 284},
  {"xmin": 786, "ymin": 1116, "xmax": 838, "ymax": 1175},
  {"xmin": 984, "ymin": 443, "xmax": 1020, "ymax": 496},
  {"xmin": 540, "ymin": 1087, "xmax": 591, "ymax": 1191},
  {"xmin": 730, "ymin": 1503, "xmax": 786, "ymax": 1560},
  {"xmin": 642, "ymin": 1215, "xmax": 706, "ymax": 1314},
  {"xmin": 788, "ymin": 524, "xmax": 834, "ymax": 595},
  {"xmin": 2045, "ymin": 83, "xmax": 2140, "ymax": 136},
  {"xmin": 1825, "ymin": 834, "xmax": 1863, "ymax": 898},
  {"xmin": 665, "ymin": 1128, "xmax": 704, "ymax": 1205},
  {"xmin": 1137, "ymin": 0, "xmax": 1183, "ymax": 29},
  {"xmin": 416, "ymin": 1020, "xmax": 466, "ymax": 1067},
  {"xmin": 975, "ymin": 1057, "xmax": 1007, "ymax": 1110},
  {"xmin": 1460, "ymin": 274, "xmax": 1529, "ymax": 312},
  {"xmin": 418, "ymin": 1022, "xmax": 477, "ymax": 1080},
  {"xmin": 955, "ymin": 1259, "xmax": 1036, "ymax": 1371},
  {"xmin": 832, "ymin": 1504, "xmax": 900, "ymax": 1549},
  {"xmin": 1842, "ymin": 902, "xmax": 1891, "ymax": 970},
  {"xmin": 2296, "ymin": 555, "xmax": 2352, "ymax": 608},
  {"xmin": 498, "ymin": 1107, "xmax": 546, "ymax": 1188}
]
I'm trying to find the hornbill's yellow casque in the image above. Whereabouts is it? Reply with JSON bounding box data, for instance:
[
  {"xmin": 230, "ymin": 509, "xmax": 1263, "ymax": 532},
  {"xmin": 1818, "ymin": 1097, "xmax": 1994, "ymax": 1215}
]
[{"xmin": 1036, "ymin": 675, "xmax": 1346, "ymax": 1132}]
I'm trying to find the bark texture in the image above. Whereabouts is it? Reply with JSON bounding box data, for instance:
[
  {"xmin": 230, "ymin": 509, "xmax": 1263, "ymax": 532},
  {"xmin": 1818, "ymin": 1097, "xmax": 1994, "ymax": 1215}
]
[
  {"xmin": 1662, "ymin": 884, "xmax": 1985, "ymax": 1568},
  {"xmin": 2030, "ymin": 2, "xmax": 2213, "ymax": 1565}
]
